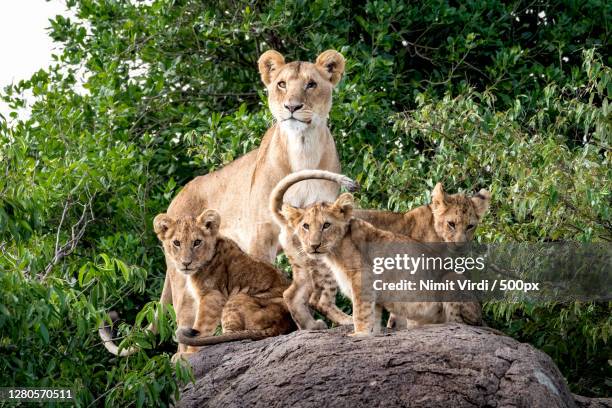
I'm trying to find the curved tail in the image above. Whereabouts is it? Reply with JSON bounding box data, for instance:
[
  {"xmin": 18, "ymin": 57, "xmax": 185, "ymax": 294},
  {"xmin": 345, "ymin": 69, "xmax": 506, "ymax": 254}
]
[
  {"xmin": 177, "ymin": 327, "xmax": 279, "ymax": 346},
  {"xmin": 98, "ymin": 311, "xmax": 156, "ymax": 357},
  {"xmin": 269, "ymin": 170, "xmax": 359, "ymax": 227}
]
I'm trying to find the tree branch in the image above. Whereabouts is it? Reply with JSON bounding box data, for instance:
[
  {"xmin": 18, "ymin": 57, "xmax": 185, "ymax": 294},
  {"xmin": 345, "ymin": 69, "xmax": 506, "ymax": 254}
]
[{"xmin": 40, "ymin": 194, "xmax": 95, "ymax": 281}]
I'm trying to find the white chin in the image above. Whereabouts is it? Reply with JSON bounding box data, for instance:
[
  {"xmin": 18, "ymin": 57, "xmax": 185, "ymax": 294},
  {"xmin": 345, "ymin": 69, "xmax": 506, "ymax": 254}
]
[
  {"xmin": 177, "ymin": 267, "xmax": 197, "ymax": 275},
  {"xmin": 280, "ymin": 119, "xmax": 310, "ymax": 133}
]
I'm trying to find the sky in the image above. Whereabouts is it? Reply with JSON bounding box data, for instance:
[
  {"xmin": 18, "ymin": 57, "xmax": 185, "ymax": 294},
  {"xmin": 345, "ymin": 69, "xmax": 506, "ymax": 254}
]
[{"xmin": 0, "ymin": 1, "xmax": 72, "ymax": 120}]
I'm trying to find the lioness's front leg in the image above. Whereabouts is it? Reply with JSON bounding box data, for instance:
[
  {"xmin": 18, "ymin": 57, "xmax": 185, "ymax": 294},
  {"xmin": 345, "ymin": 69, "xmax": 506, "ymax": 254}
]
[{"xmin": 248, "ymin": 222, "xmax": 279, "ymax": 263}]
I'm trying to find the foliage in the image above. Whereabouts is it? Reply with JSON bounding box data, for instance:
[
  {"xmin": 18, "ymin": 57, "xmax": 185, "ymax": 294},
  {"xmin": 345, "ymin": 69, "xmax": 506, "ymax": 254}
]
[{"xmin": 0, "ymin": 0, "xmax": 610, "ymax": 404}]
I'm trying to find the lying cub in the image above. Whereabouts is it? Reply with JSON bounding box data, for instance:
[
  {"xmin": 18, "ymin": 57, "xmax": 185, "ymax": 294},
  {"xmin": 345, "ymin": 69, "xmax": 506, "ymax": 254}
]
[
  {"xmin": 153, "ymin": 209, "xmax": 294, "ymax": 357},
  {"xmin": 272, "ymin": 171, "xmax": 486, "ymax": 336}
]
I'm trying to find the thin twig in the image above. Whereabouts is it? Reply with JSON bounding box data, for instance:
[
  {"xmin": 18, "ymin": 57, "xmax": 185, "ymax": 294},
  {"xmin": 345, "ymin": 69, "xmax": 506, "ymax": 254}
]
[{"xmin": 41, "ymin": 194, "xmax": 95, "ymax": 280}]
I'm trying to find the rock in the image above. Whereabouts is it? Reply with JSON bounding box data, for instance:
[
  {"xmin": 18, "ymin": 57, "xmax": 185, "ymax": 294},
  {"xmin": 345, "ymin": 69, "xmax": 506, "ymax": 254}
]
[
  {"xmin": 178, "ymin": 324, "xmax": 609, "ymax": 408},
  {"xmin": 573, "ymin": 394, "xmax": 612, "ymax": 408}
]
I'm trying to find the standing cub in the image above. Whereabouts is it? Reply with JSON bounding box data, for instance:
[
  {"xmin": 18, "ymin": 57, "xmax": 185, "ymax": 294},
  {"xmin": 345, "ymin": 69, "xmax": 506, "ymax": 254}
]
[
  {"xmin": 272, "ymin": 170, "xmax": 489, "ymax": 335},
  {"xmin": 153, "ymin": 210, "xmax": 294, "ymax": 357},
  {"xmin": 270, "ymin": 170, "xmax": 490, "ymax": 331}
]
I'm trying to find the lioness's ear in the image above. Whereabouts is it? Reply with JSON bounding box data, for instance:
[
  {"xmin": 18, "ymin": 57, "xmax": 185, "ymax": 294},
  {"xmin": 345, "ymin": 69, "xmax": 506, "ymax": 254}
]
[
  {"xmin": 471, "ymin": 189, "xmax": 491, "ymax": 218},
  {"xmin": 258, "ymin": 50, "xmax": 285, "ymax": 86},
  {"xmin": 196, "ymin": 209, "xmax": 220, "ymax": 234},
  {"xmin": 153, "ymin": 213, "xmax": 175, "ymax": 240},
  {"xmin": 315, "ymin": 50, "xmax": 345, "ymax": 86},
  {"xmin": 332, "ymin": 193, "xmax": 354, "ymax": 219},
  {"xmin": 431, "ymin": 183, "xmax": 447, "ymax": 213},
  {"xmin": 281, "ymin": 204, "xmax": 304, "ymax": 228}
]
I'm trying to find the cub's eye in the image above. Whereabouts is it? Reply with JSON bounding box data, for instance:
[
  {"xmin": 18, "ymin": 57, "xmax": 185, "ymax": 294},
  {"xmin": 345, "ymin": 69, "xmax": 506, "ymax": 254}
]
[
  {"xmin": 466, "ymin": 224, "xmax": 475, "ymax": 230},
  {"xmin": 306, "ymin": 81, "xmax": 317, "ymax": 89},
  {"xmin": 302, "ymin": 223, "xmax": 310, "ymax": 231},
  {"xmin": 173, "ymin": 240, "xmax": 181, "ymax": 247},
  {"xmin": 277, "ymin": 81, "xmax": 286, "ymax": 89},
  {"xmin": 193, "ymin": 239, "xmax": 202, "ymax": 247},
  {"xmin": 447, "ymin": 222, "xmax": 456, "ymax": 230},
  {"xmin": 322, "ymin": 222, "xmax": 331, "ymax": 230}
]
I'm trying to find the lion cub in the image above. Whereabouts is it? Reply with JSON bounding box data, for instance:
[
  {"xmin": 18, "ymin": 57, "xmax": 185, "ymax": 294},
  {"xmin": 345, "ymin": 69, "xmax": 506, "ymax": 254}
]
[
  {"xmin": 153, "ymin": 209, "xmax": 294, "ymax": 356},
  {"xmin": 355, "ymin": 183, "xmax": 491, "ymax": 328},
  {"xmin": 271, "ymin": 171, "xmax": 490, "ymax": 332},
  {"xmin": 272, "ymin": 171, "xmax": 490, "ymax": 336}
]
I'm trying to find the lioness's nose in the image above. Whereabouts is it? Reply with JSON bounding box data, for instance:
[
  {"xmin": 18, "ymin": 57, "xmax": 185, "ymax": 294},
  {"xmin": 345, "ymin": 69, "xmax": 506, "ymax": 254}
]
[{"xmin": 284, "ymin": 103, "xmax": 303, "ymax": 113}]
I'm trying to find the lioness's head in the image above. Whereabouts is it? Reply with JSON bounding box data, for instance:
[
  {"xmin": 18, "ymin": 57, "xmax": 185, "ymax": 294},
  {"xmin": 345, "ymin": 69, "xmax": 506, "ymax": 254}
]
[
  {"xmin": 258, "ymin": 50, "xmax": 345, "ymax": 133},
  {"xmin": 430, "ymin": 183, "xmax": 491, "ymax": 243},
  {"xmin": 281, "ymin": 193, "xmax": 354, "ymax": 259},
  {"xmin": 153, "ymin": 210, "xmax": 221, "ymax": 275}
]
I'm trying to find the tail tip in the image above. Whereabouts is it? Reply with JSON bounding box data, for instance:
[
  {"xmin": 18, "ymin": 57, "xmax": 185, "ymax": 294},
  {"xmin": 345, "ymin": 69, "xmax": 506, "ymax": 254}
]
[
  {"xmin": 178, "ymin": 327, "xmax": 200, "ymax": 340},
  {"xmin": 344, "ymin": 178, "xmax": 360, "ymax": 192}
]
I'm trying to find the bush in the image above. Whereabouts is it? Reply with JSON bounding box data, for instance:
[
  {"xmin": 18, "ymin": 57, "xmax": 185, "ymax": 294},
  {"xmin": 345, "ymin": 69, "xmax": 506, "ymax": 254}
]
[{"xmin": 1, "ymin": 0, "xmax": 609, "ymax": 404}]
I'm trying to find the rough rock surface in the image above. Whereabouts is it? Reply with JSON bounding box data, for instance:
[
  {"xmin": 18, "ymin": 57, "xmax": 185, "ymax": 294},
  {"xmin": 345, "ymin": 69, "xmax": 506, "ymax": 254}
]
[{"xmin": 178, "ymin": 324, "xmax": 610, "ymax": 408}]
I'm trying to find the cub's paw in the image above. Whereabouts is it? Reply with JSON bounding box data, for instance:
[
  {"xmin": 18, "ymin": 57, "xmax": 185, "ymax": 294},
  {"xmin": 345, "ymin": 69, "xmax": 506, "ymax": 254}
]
[
  {"xmin": 348, "ymin": 331, "xmax": 371, "ymax": 337},
  {"xmin": 311, "ymin": 320, "xmax": 328, "ymax": 330},
  {"xmin": 337, "ymin": 316, "xmax": 354, "ymax": 326},
  {"xmin": 171, "ymin": 351, "xmax": 194, "ymax": 364}
]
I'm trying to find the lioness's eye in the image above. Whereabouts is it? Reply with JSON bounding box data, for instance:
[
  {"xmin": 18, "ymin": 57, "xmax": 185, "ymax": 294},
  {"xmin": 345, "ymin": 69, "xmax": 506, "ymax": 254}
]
[
  {"xmin": 302, "ymin": 223, "xmax": 310, "ymax": 231},
  {"xmin": 466, "ymin": 224, "xmax": 475, "ymax": 230},
  {"xmin": 173, "ymin": 240, "xmax": 181, "ymax": 247},
  {"xmin": 306, "ymin": 81, "xmax": 317, "ymax": 89},
  {"xmin": 447, "ymin": 222, "xmax": 456, "ymax": 229},
  {"xmin": 193, "ymin": 239, "xmax": 202, "ymax": 247},
  {"xmin": 277, "ymin": 81, "xmax": 286, "ymax": 89},
  {"xmin": 322, "ymin": 222, "xmax": 331, "ymax": 230}
]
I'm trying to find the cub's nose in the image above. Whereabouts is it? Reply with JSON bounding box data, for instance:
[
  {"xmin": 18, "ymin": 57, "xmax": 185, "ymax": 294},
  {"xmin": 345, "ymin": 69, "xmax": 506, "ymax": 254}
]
[
  {"xmin": 284, "ymin": 103, "xmax": 304, "ymax": 113},
  {"xmin": 311, "ymin": 243, "xmax": 321, "ymax": 251},
  {"xmin": 182, "ymin": 260, "xmax": 192, "ymax": 268}
]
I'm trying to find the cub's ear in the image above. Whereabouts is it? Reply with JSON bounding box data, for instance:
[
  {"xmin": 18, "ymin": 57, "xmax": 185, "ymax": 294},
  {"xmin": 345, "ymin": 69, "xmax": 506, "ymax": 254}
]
[
  {"xmin": 281, "ymin": 204, "xmax": 304, "ymax": 228},
  {"xmin": 196, "ymin": 209, "xmax": 221, "ymax": 235},
  {"xmin": 315, "ymin": 50, "xmax": 345, "ymax": 86},
  {"xmin": 332, "ymin": 193, "xmax": 354, "ymax": 219},
  {"xmin": 258, "ymin": 50, "xmax": 286, "ymax": 86},
  {"xmin": 153, "ymin": 213, "xmax": 175, "ymax": 240},
  {"xmin": 471, "ymin": 189, "xmax": 491, "ymax": 218},
  {"xmin": 430, "ymin": 182, "xmax": 447, "ymax": 213}
]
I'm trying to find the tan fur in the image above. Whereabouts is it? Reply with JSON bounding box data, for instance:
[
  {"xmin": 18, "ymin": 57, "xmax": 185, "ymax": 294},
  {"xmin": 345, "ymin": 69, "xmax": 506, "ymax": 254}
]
[
  {"xmin": 166, "ymin": 50, "xmax": 345, "ymax": 262},
  {"xmin": 99, "ymin": 210, "xmax": 294, "ymax": 360},
  {"xmin": 101, "ymin": 51, "xmax": 345, "ymax": 356},
  {"xmin": 125, "ymin": 51, "xmax": 345, "ymax": 351},
  {"xmin": 271, "ymin": 173, "xmax": 492, "ymax": 335},
  {"xmin": 158, "ymin": 210, "xmax": 293, "ymax": 360},
  {"xmin": 270, "ymin": 170, "xmax": 358, "ymax": 329},
  {"xmin": 355, "ymin": 183, "xmax": 491, "ymax": 329}
]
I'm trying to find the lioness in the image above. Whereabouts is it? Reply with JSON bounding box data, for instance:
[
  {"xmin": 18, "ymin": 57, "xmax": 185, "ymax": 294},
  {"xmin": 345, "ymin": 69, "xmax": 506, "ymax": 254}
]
[
  {"xmin": 271, "ymin": 170, "xmax": 489, "ymax": 335},
  {"xmin": 100, "ymin": 50, "xmax": 345, "ymax": 354},
  {"xmin": 167, "ymin": 49, "xmax": 345, "ymax": 261},
  {"xmin": 100, "ymin": 210, "xmax": 294, "ymax": 359},
  {"xmin": 270, "ymin": 171, "xmax": 491, "ymax": 331}
]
